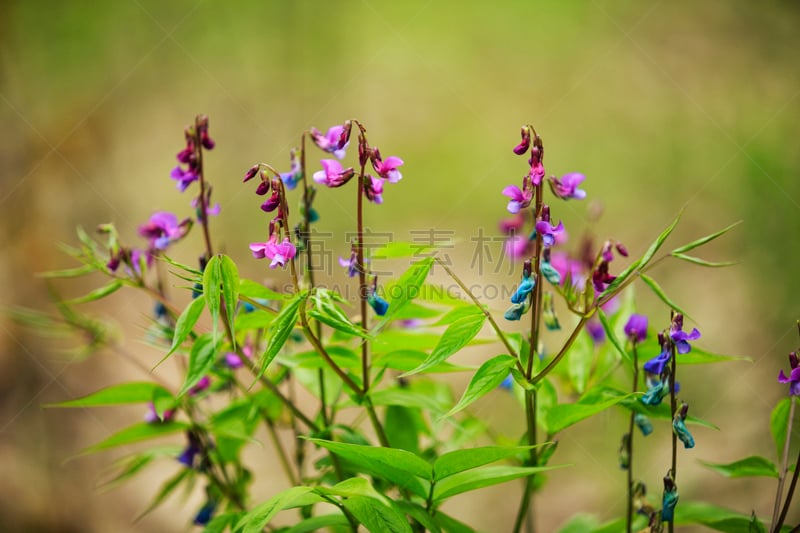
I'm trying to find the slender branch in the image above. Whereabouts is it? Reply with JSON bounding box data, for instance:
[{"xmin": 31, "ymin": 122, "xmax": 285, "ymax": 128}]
[
  {"xmin": 773, "ymin": 396, "xmax": 797, "ymax": 532},
  {"xmin": 356, "ymin": 136, "xmax": 370, "ymax": 394},
  {"xmin": 626, "ymin": 342, "xmax": 640, "ymax": 533},
  {"xmin": 299, "ymin": 310, "xmax": 362, "ymax": 394},
  {"xmin": 193, "ymin": 116, "xmax": 214, "ymax": 260},
  {"xmin": 364, "ymin": 395, "xmax": 391, "ymax": 448},
  {"xmin": 513, "ymin": 389, "xmax": 539, "ymax": 533},
  {"xmin": 530, "ymin": 315, "xmax": 591, "ymax": 386},
  {"xmin": 668, "ymin": 338, "xmax": 678, "ymax": 533}
]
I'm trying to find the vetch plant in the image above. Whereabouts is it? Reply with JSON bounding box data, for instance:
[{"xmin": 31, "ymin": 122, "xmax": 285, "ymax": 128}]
[{"xmin": 13, "ymin": 115, "xmax": 800, "ymax": 533}]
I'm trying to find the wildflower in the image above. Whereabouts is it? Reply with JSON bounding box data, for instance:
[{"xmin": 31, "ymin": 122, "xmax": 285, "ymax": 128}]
[
  {"xmin": 624, "ymin": 314, "xmax": 648, "ymax": 343},
  {"xmin": 643, "ymin": 350, "xmax": 671, "ymax": 376},
  {"xmin": 363, "ymin": 175, "xmax": 384, "ymax": 204},
  {"xmin": 225, "ymin": 341, "xmax": 253, "ymax": 369},
  {"xmin": 138, "ymin": 212, "xmax": 190, "ymax": 251},
  {"xmin": 586, "ymin": 318, "xmax": 605, "ymax": 344},
  {"xmin": 502, "ymin": 184, "xmax": 533, "ymax": 214},
  {"xmin": 673, "ymin": 401, "xmax": 695, "ymax": 449},
  {"xmin": 281, "ymin": 148, "xmax": 302, "ymax": 190},
  {"xmin": 504, "ymin": 302, "xmax": 528, "ymax": 321},
  {"xmin": 250, "ymin": 236, "xmax": 297, "ymax": 269},
  {"xmin": 634, "ymin": 413, "xmax": 653, "ymax": 436},
  {"xmin": 260, "ymin": 190, "xmax": 281, "ymax": 212},
  {"xmin": 778, "ymin": 352, "xmax": 800, "ymax": 396},
  {"xmin": 371, "ymin": 151, "xmax": 404, "ymax": 183},
  {"xmin": 534, "ymin": 219, "xmax": 565, "ymax": 248},
  {"xmin": 196, "ymin": 115, "xmax": 215, "ymax": 150},
  {"xmin": 189, "ymin": 375, "xmax": 211, "ymax": 395},
  {"xmin": 540, "ymin": 259, "xmax": 562, "ymax": 285},
  {"xmin": 170, "ymin": 165, "xmax": 199, "ymax": 192},
  {"xmin": 368, "ymin": 290, "xmax": 389, "ymax": 316},
  {"xmin": 505, "ymin": 234, "xmax": 532, "ymax": 260},
  {"xmin": 193, "ymin": 500, "xmax": 217, "ymax": 526},
  {"xmin": 510, "ymin": 261, "xmax": 535, "ymax": 304},
  {"xmin": 549, "ymin": 173, "xmax": 587, "ymax": 200},
  {"xmin": 499, "ymin": 374, "xmax": 514, "ymax": 390},
  {"xmin": 641, "ymin": 375, "xmax": 671, "ymax": 406},
  {"xmin": 243, "ymin": 164, "xmax": 260, "ymax": 183},
  {"xmin": 144, "ymin": 402, "xmax": 174, "ymax": 424},
  {"xmin": 669, "ymin": 314, "xmax": 701, "ymax": 354},
  {"xmin": 662, "ymin": 473, "xmax": 679, "ymax": 522},
  {"xmin": 499, "ymin": 213, "xmax": 526, "ymax": 234},
  {"xmin": 550, "ymin": 251, "xmax": 585, "ymax": 288},
  {"xmin": 191, "ymin": 193, "xmax": 220, "ymax": 222},
  {"xmin": 177, "ymin": 433, "xmax": 202, "ymax": 468},
  {"xmin": 313, "ymin": 159, "xmax": 355, "ymax": 188},
  {"xmin": 339, "ymin": 246, "xmax": 359, "ymax": 277},
  {"xmin": 513, "ymin": 126, "xmax": 531, "ymax": 155},
  {"xmin": 310, "ymin": 124, "xmax": 349, "ymax": 159}
]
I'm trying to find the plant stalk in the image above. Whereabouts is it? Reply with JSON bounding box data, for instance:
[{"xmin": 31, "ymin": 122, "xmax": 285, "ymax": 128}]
[
  {"xmin": 772, "ymin": 396, "xmax": 797, "ymax": 532},
  {"xmin": 626, "ymin": 342, "xmax": 640, "ymax": 533}
]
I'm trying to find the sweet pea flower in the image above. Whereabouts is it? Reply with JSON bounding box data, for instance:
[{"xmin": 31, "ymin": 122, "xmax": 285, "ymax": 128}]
[
  {"xmin": 502, "ymin": 185, "xmax": 533, "ymax": 214},
  {"xmin": 505, "ymin": 234, "xmax": 532, "ymax": 259},
  {"xmin": 372, "ymin": 155, "xmax": 404, "ymax": 183},
  {"xmin": 363, "ymin": 175, "xmax": 384, "ymax": 204},
  {"xmin": 189, "ymin": 375, "xmax": 211, "ymax": 395},
  {"xmin": 662, "ymin": 474, "xmax": 679, "ymax": 523},
  {"xmin": 144, "ymin": 402, "xmax": 174, "ymax": 424},
  {"xmin": 586, "ymin": 318, "xmax": 605, "ymax": 344},
  {"xmin": 339, "ymin": 247, "xmax": 359, "ymax": 278},
  {"xmin": 643, "ymin": 350, "xmax": 671, "ymax": 375},
  {"xmin": 549, "ymin": 173, "xmax": 587, "ymax": 200},
  {"xmin": 138, "ymin": 212, "xmax": 189, "ymax": 251},
  {"xmin": 778, "ymin": 352, "xmax": 800, "ymax": 396},
  {"xmin": 534, "ymin": 219, "xmax": 565, "ymax": 247},
  {"xmin": 313, "ymin": 159, "xmax": 355, "ymax": 188},
  {"xmin": 670, "ymin": 314, "xmax": 701, "ymax": 354},
  {"xmin": 250, "ymin": 236, "xmax": 297, "ymax": 269},
  {"xmin": 511, "ymin": 273, "xmax": 535, "ymax": 305},
  {"xmin": 368, "ymin": 290, "xmax": 389, "ymax": 316},
  {"xmin": 634, "ymin": 413, "xmax": 653, "ymax": 436},
  {"xmin": 624, "ymin": 314, "xmax": 648, "ymax": 343},
  {"xmin": 513, "ymin": 126, "xmax": 531, "ymax": 155},
  {"xmin": 280, "ymin": 148, "xmax": 302, "ymax": 190},
  {"xmin": 673, "ymin": 402, "xmax": 695, "ymax": 449},
  {"xmin": 170, "ymin": 165, "xmax": 198, "ymax": 192},
  {"xmin": 310, "ymin": 125, "xmax": 349, "ymax": 159}
]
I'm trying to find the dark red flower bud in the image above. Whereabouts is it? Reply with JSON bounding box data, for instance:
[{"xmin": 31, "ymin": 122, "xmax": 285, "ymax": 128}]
[
  {"xmin": 243, "ymin": 165, "xmax": 259, "ymax": 182},
  {"xmin": 615, "ymin": 242, "xmax": 628, "ymax": 257},
  {"xmin": 513, "ymin": 125, "xmax": 531, "ymax": 155}
]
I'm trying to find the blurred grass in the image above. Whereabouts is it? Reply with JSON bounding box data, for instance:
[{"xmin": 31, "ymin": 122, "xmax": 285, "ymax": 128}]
[{"xmin": 2, "ymin": 0, "xmax": 800, "ymax": 531}]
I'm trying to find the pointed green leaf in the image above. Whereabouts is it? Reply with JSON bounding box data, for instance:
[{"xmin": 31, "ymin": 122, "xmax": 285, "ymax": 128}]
[
  {"xmin": 134, "ymin": 468, "xmax": 192, "ymax": 522},
  {"xmin": 385, "ymin": 405, "xmax": 421, "ymax": 454},
  {"xmin": 239, "ymin": 278, "xmax": 288, "ymax": 300},
  {"xmin": 432, "ymin": 511, "xmax": 478, "ymax": 533},
  {"xmin": 381, "ymin": 257, "xmax": 434, "ymax": 323},
  {"xmin": 78, "ymin": 422, "xmax": 189, "ymax": 455},
  {"xmin": 162, "ymin": 254, "xmax": 203, "ymax": 276},
  {"xmin": 283, "ymin": 514, "xmax": 350, "ymax": 533},
  {"xmin": 670, "ymin": 252, "xmax": 739, "ymax": 268},
  {"xmin": 392, "ymin": 501, "xmax": 442, "ymax": 533},
  {"xmin": 445, "ymin": 355, "xmax": 516, "ymax": 417},
  {"xmin": 373, "ymin": 349, "xmax": 473, "ymax": 374},
  {"xmin": 204, "ymin": 512, "xmax": 243, "ymax": 533},
  {"xmin": 371, "ymin": 240, "xmax": 449, "ymax": 259},
  {"xmin": 309, "ymin": 290, "xmax": 370, "ymax": 339},
  {"xmin": 639, "ymin": 210, "xmax": 682, "ymax": 268},
  {"xmin": 545, "ymin": 394, "xmax": 633, "ymax": 434},
  {"xmin": 238, "ymin": 486, "xmax": 313, "ymax": 533},
  {"xmin": 258, "ymin": 293, "xmax": 304, "ymax": 376},
  {"xmin": 671, "ymin": 221, "xmax": 742, "ymax": 254},
  {"xmin": 566, "ymin": 327, "xmax": 595, "ymax": 394},
  {"xmin": 434, "ymin": 445, "xmax": 535, "ymax": 480},
  {"xmin": 219, "ymin": 255, "xmax": 240, "ymax": 347},
  {"xmin": 674, "ymin": 501, "xmax": 782, "ymax": 533},
  {"xmin": 306, "ymin": 438, "xmax": 431, "ymax": 498},
  {"xmin": 432, "ymin": 465, "xmax": 561, "ymax": 502},
  {"xmin": 163, "ymin": 296, "xmax": 205, "ymax": 361},
  {"xmin": 681, "ymin": 346, "xmax": 751, "ymax": 365},
  {"xmin": 179, "ymin": 334, "xmax": 218, "ymax": 397},
  {"xmin": 599, "ymin": 259, "xmax": 640, "ymax": 299},
  {"xmin": 770, "ymin": 397, "xmax": 793, "ymax": 460},
  {"xmin": 37, "ymin": 265, "xmax": 96, "ymax": 279},
  {"xmin": 203, "ymin": 255, "xmax": 221, "ymax": 341},
  {"xmin": 63, "ymin": 280, "xmax": 123, "ymax": 305},
  {"xmin": 434, "ymin": 305, "xmax": 484, "ymax": 326},
  {"xmin": 342, "ymin": 496, "xmax": 412, "ymax": 533},
  {"xmin": 402, "ymin": 313, "xmax": 485, "ymax": 377},
  {"xmin": 700, "ymin": 456, "xmax": 778, "ymax": 478},
  {"xmin": 45, "ymin": 382, "xmax": 171, "ymax": 408},
  {"xmin": 320, "ymin": 477, "xmax": 387, "ymax": 502},
  {"xmin": 597, "ymin": 309, "xmax": 630, "ymax": 364},
  {"xmin": 639, "ymin": 273, "xmax": 692, "ymax": 320}
]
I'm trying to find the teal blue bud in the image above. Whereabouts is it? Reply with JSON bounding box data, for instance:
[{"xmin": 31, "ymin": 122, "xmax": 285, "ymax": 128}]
[
  {"xmin": 662, "ymin": 474, "xmax": 679, "ymax": 522},
  {"xmin": 634, "ymin": 413, "xmax": 653, "ymax": 436},
  {"xmin": 504, "ymin": 302, "xmax": 527, "ymax": 321},
  {"xmin": 672, "ymin": 402, "xmax": 695, "ymax": 449},
  {"xmin": 540, "ymin": 260, "xmax": 561, "ymax": 285}
]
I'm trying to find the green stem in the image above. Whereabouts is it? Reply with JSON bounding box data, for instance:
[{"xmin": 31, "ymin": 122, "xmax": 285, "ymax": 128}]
[
  {"xmin": 364, "ymin": 395, "xmax": 391, "ymax": 448},
  {"xmin": 299, "ymin": 310, "xmax": 362, "ymax": 394},
  {"xmin": 668, "ymin": 338, "xmax": 678, "ymax": 533},
  {"xmin": 193, "ymin": 115, "xmax": 214, "ymax": 260},
  {"xmin": 773, "ymin": 396, "xmax": 797, "ymax": 532},
  {"xmin": 512, "ymin": 389, "xmax": 539, "ymax": 533},
  {"xmin": 530, "ymin": 315, "xmax": 591, "ymax": 386},
  {"xmin": 626, "ymin": 342, "xmax": 640, "ymax": 533}
]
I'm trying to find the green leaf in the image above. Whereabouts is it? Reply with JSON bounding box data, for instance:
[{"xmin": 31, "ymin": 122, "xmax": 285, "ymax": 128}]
[
  {"xmin": 309, "ymin": 290, "xmax": 370, "ymax": 339},
  {"xmin": 670, "ymin": 252, "xmax": 739, "ymax": 268},
  {"xmin": 258, "ymin": 293, "xmax": 304, "ymax": 377},
  {"xmin": 368, "ymin": 387, "xmax": 449, "ymax": 414},
  {"xmin": 219, "ymin": 255, "xmax": 240, "ymax": 347},
  {"xmin": 432, "ymin": 465, "xmax": 560, "ymax": 502},
  {"xmin": 700, "ymin": 456, "xmax": 778, "ymax": 478},
  {"xmin": 239, "ymin": 278, "xmax": 288, "ymax": 300},
  {"xmin": 544, "ymin": 394, "xmax": 633, "ymax": 435},
  {"xmin": 566, "ymin": 326, "xmax": 595, "ymax": 394},
  {"xmin": 434, "ymin": 305, "xmax": 484, "ymax": 326},
  {"xmin": 445, "ymin": 355, "xmax": 516, "ymax": 417},
  {"xmin": 639, "ymin": 273, "xmax": 692, "ymax": 319},
  {"xmin": 381, "ymin": 257, "xmax": 434, "ymax": 323},
  {"xmin": 234, "ymin": 309, "xmax": 275, "ymax": 331},
  {"xmin": 238, "ymin": 486, "xmax": 313, "ymax": 533},
  {"xmin": 371, "ymin": 240, "xmax": 445, "ymax": 259},
  {"xmin": 674, "ymin": 501, "xmax": 783, "ymax": 533},
  {"xmin": 44, "ymin": 382, "xmax": 172, "ymax": 408},
  {"xmin": 385, "ymin": 405, "xmax": 421, "ymax": 454},
  {"xmin": 597, "ymin": 309, "xmax": 630, "ymax": 364},
  {"xmin": 164, "ymin": 296, "xmax": 205, "ymax": 360},
  {"xmin": 392, "ymin": 501, "xmax": 442, "ymax": 533},
  {"xmin": 434, "ymin": 445, "xmax": 535, "ymax": 480},
  {"xmin": 342, "ymin": 496, "xmax": 412, "ymax": 533},
  {"xmin": 770, "ymin": 397, "xmax": 793, "ymax": 460},
  {"xmin": 179, "ymin": 334, "xmax": 218, "ymax": 396},
  {"xmin": 63, "ymin": 280, "xmax": 123, "ymax": 304},
  {"xmin": 671, "ymin": 220, "xmax": 742, "ymax": 254},
  {"xmin": 432, "ymin": 511, "xmax": 478, "ymax": 533},
  {"xmin": 134, "ymin": 468, "xmax": 192, "ymax": 522},
  {"xmin": 78, "ymin": 422, "xmax": 189, "ymax": 455},
  {"xmin": 373, "ymin": 349, "xmax": 473, "ymax": 374},
  {"xmin": 306, "ymin": 438, "xmax": 432, "ymax": 498},
  {"xmin": 162, "ymin": 254, "xmax": 203, "ymax": 277},
  {"xmin": 639, "ymin": 210, "xmax": 682, "ymax": 268},
  {"xmin": 599, "ymin": 259, "xmax": 640, "ymax": 299},
  {"xmin": 204, "ymin": 512, "xmax": 242, "ymax": 533},
  {"xmin": 681, "ymin": 346, "xmax": 751, "ymax": 365},
  {"xmin": 556, "ymin": 513, "xmax": 600, "ymax": 533},
  {"xmin": 321, "ymin": 477, "xmax": 388, "ymax": 502},
  {"xmin": 203, "ymin": 255, "xmax": 221, "ymax": 341},
  {"xmin": 282, "ymin": 514, "xmax": 350, "ymax": 533},
  {"xmin": 37, "ymin": 265, "xmax": 96, "ymax": 278},
  {"xmin": 402, "ymin": 313, "xmax": 485, "ymax": 377}
]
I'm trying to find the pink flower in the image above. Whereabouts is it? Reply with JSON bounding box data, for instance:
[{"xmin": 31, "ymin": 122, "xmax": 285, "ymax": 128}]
[
  {"xmin": 550, "ymin": 173, "xmax": 587, "ymax": 200},
  {"xmin": 138, "ymin": 212, "xmax": 190, "ymax": 250},
  {"xmin": 310, "ymin": 125, "xmax": 349, "ymax": 159},
  {"xmin": 505, "ymin": 235, "xmax": 532, "ymax": 259},
  {"xmin": 529, "ymin": 161, "xmax": 546, "ymax": 186},
  {"xmin": 364, "ymin": 175, "xmax": 384, "ymax": 204},
  {"xmin": 313, "ymin": 159, "xmax": 355, "ymax": 188},
  {"xmin": 535, "ymin": 219, "xmax": 565, "ymax": 247},
  {"xmin": 250, "ymin": 236, "xmax": 297, "ymax": 269},
  {"xmin": 372, "ymin": 155, "xmax": 404, "ymax": 183},
  {"xmin": 502, "ymin": 185, "xmax": 533, "ymax": 214}
]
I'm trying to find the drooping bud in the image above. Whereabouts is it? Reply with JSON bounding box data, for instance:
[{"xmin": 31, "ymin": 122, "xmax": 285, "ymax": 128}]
[
  {"xmin": 243, "ymin": 164, "xmax": 259, "ymax": 182},
  {"xmin": 662, "ymin": 472, "xmax": 679, "ymax": 522},
  {"xmin": 338, "ymin": 120, "xmax": 353, "ymax": 149},
  {"xmin": 634, "ymin": 413, "xmax": 654, "ymax": 436},
  {"xmin": 619, "ymin": 433, "xmax": 631, "ymax": 469},
  {"xmin": 513, "ymin": 125, "xmax": 531, "ymax": 155},
  {"xmin": 615, "ymin": 242, "xmax": 628, "ymax": 257},
  {"xmin": 673, "ymin": 401, "xmax": 695, "ymax": 449}
]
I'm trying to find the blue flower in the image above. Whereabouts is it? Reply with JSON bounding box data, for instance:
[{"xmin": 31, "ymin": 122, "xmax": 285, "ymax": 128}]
[
  {"xmin": 662, "ymin": 474, "xmax": 679, "ymax": 522},
  {"xmin": 511, "ymin": 273, "xmax": 535, "ymax": 304},
  {"xmin": 634, "ymin": 413, "xmax": 653, "ymax": 436},
  {"xmin": 504, "ymin": 302, "xmax": 527, "ymax": 321},
  {"xmin": 643, "ymin": 350, "xmax": 671, "ymax": 375},
  {"xmin": 368, "ymin": 291, "xmax": 389, "ymax": 316},
  {"xmin": 540, "ymin": 260, "xmax": 561, "ymax": 285},
  {"xmin": 193, "ymin": 500, "xmax": 217, "ymax": 526},
  {"xmin": 670, "ymin": 314, "xmax": 700, "ymax": 354}
]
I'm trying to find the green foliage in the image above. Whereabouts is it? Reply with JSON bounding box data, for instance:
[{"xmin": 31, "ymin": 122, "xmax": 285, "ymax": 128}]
[
  {"xmin": 257, "ymin": 292, "xmax": 305, "ymax": 377},
  {"xmin": 45, "ymin": 382, "xmax": 172, "ymax": 408},
  {"xmin": 402, "ymin": 311, "xmax": 485, "ymax": 376},
  {"xmin": 674, "ymin": 502, "xmax": 788, "ymax": 533},
  {"xmin": 700, "ymin": 456, "xmax": 779, "ymax": 478},
  {"xmin": 78, "ymin": 422, "xmax": 189, "ymax": 456},
  {"xmin": 446, "ymin": 354, "xmax": 516, "ymax": 416}
]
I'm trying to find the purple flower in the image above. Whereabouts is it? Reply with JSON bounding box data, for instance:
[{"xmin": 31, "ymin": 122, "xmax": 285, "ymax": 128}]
[
  {"xmin": 339, "ymin": 247, "xmax": 359, "ymax": 277},
  {"xmin": 586, "ymin": 318, "xmax": 605, "ymax": 344},
  {"xmin": 280, "ymin": 149, "xmax": 302, "ymax": 190},
  {"xmin": 144, "ymin": 402, "xmax": 174, "ymax": 424},
  {"xmin": 643, "ymin": 351, "xmax": 671, "ymax": 375},
  {"xmin": 138, "ymin": 212, "xmax": 189, "ymax": 251},
  {"xmin": 364, "ymin": 175, "xmax": 384, "ymax": 204},
  {"xmin": 505, "ymin": 234, "xmax": 532, "ymax": 259},
  {"xmin": 669, "ymin": 314, "xmax": 700, "ymax": 354},
  {"xmin": 310, "ymin": 125, "xmax": 349, "ymax": 159},
  {"xmin": 191, "ymin": 196, "xmax": 220, "ymax": 220},
  {"xmin": 529, "ymin": 160, "xmax": 546, "ymax": 186},
  {"xmin": 189, "ymin": 375, "xmax": 211, "ymax": 395},
  {"xmin": 260, "ymin": 190, "xmax": 281, "ymax": 212},
  {"xmin": 502, "ymin": 185, "xmax": 533, "ymax": 214},
  {"xmin": 372, "ymin": 155, "xmax": 404, "ymax": 183},
  {"xmin": 513, "ymin": 126, "xmax": 531, "ymax": 155},
  {"xmin": 549, "ymin": 173, "xmax": 587, "ymax": 200},
  {"xmin": 313, "ymin": 159, "xmax": 355, "ymax": 188},
  {"xmin": 624, "ymin": 314, "xmax": 648, "ymax": 343},
  {"xmin": 170, "ymin": 165, "xmax": 198, "ymax": 192},
  {"xmin": 778, "ymin": 352, "xmax": 800, "ymax": 396},
  {"xmin": 534, "ymin": 219, "xmax": 565, "ymax": 247},
  {"xmin": 129, "ymin": 248, "xmax": 153, "ymax": 276},
  {"xmin": 499, "ymin": 214, "xmax": 526, "ymax": 234},
  {"xmin": 177, "ymin": 433, "xmax": 202, "ymax": 467},
  {"xmin": 550, "ymin": 252, "xmax": 585, "ymax": 288},
  {"xmin": 250, "ymin": 236, "xmax": 297, "ymax": 269}
]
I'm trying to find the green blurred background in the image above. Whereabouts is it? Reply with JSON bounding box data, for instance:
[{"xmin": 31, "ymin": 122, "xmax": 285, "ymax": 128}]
[{"xmin": 2, "ymin": 0, "xmax": 799, "ymax": 531}]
